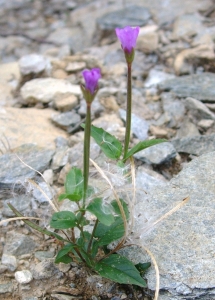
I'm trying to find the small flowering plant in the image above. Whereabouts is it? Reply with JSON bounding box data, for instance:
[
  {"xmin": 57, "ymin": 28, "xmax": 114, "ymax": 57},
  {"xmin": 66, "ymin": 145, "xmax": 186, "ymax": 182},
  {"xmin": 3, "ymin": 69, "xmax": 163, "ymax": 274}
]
[{"xmin": 9, "ymin": 26, "xmax": 165, "ymax": 288}]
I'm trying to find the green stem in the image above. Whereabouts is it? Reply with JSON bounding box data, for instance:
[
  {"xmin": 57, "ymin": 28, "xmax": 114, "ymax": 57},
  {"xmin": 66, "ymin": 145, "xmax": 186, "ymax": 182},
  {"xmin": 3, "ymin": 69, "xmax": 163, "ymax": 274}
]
[
  {"xmin": 123, "ymin": 62, "xmax": 132, "ymax": 160},
  {"xmin": 83, "ymin": 102, "xmax": 91, "ymax": 207},
  {"xmin": 87, "ymin": 219, "xmax": 98, "ymax": 253}
]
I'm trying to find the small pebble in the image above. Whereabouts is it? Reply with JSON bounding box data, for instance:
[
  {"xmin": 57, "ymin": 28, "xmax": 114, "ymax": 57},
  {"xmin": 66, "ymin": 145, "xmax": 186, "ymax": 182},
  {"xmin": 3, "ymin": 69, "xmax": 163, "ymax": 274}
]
[{"xmin": 15, "ymin": 270, "xmax": 33, "ymax": 284}]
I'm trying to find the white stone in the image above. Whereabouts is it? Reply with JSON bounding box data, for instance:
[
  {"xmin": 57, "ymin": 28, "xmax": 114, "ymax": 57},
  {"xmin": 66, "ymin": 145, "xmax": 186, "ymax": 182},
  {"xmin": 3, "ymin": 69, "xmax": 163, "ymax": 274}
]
[
  {"xmin": 20, "ymin": 78, "xmax": 81, "ymax": 104},
  {"xmin": 15, "ymin": 270, "xmax": 33, "ymax": 284}
]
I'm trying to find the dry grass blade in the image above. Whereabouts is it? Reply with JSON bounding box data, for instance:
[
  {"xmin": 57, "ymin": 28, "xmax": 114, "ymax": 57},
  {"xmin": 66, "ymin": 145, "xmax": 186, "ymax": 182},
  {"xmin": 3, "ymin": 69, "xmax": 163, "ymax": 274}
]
[
  {"xmin": 15, "ymin": 154, "xmax": 59, "ymax": 212},
  {"xmin": 139, "ymin": 245, "xmax": 160, "ymax": 300},
  {"xmin": 152, "ymin": 196, "xmax": 190, "ymax": 228},
  {"xmin": 0, "ymin": 216, "xmax": 40, "ymax": 226},
  {"xmin": 28, "ymin": 179, "xmax": 59, "ymax": 212},
  {"xmin": 90, "ymin": 158, "xmax": 128, "ymax": 237}
]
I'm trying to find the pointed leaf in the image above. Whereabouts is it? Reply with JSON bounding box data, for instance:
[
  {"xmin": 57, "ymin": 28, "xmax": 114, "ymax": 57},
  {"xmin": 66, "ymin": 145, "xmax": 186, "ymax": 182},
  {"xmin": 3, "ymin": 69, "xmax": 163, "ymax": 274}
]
[
  {"xmin": 94, "ymin": 218, "xmax": 125, "ymax": 246},
  {"xmin": 50, "ymin": 211, "xmax": 77, "ymax": 229},
  {"xmin": 64, "ymin": 167, "xmax": 84, "ymax": 201},
  {"xmin": 55, "ymin": 243, "xmax": 75, "ymax": 263},
  {"xmin": 86, "ymin": 198, "xmax": 114, "ymax": 226},
  {"xmin": 89, "ymin": 125, "xmax": 122, "ymax": 160},
  {"xmin": 124, "ymin": 139, "xmax": 166, "ymax": 161},
  {"xmin": 94, "ymin": 254, "xmax": 147, "ymax": 287}
]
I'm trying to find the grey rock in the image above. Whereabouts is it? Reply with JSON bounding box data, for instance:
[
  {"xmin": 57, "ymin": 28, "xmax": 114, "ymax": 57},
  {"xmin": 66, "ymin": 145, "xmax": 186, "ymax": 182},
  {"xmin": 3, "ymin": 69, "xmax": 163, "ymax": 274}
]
[
  {"xmin": 51, "ymin": 147, "xmax": 69, "ymax": 170},
  {"xmin": 1, "ymin": 253, "xmax": 17, "ymax": 271},
  {"xmin": 119, "ymin": 109, "xmax": 149, "ymax": 140},
  {"xmin": 131, "ymin": 151, "xmax": 215, "ymax": 299},
  {"xmin": 21, "ymin": 78, "xmax": 81, "ymax": 105},
  {"xmin": 184, "ymin": 97, "xmax": 215, "ymax": 120},
  {"xmin": 158, "ymin": 73, "xmax": 215, "ymax": 102},
  {"xmin": 55, "ymin": 136, "xmax": 68, "ymax": 148},
  {"xmin": 51, "ymin": 111, "xmax": 81, "ymax": 131},
  {"xmin": 172, "ymin": 134, "xmax": 215, "ymax": 155},
  {"xmin": 0, "ymin": 264, "xmax": 7, "ymax": 273},
  {"xmin": 134, "ymin": 142, "xmax": 177, "ymax": 165},
  {"xmin": 32, "ymin": 181, "xmax": 53, "ymax": 204},
  {"xmin": 32, "ymin": 259, "xmax": 61, "ymax": 279},
  {"xmin": 15, "ymin": 270, "xmax": 33, "ymax": 284},
  {"xmin": 19, "ymin": 54, "xmax": 51, "ymax": 75},
  {"xmin": 172, "ymin": 14, "xmax": 205, "ymax": 40},
  {"xmin": 2, "ymin": 195, "xmax": 31, "ymax": 217},
  {"xmin": 135, "ymin": 166, "xmax": 167, "ymax": 197},
  {"xmin": 0, "ymin": 282, "xmax": 13, "ymax": 294},
  {"xmin": 144, "ymin": 69, "xmax": 175, "ymax": 88},
  {"xmin": 3, "ymin": 231, "xmax": 38, "ymax": 256},
  {"xmin": 34, "ymin": 250, "xmax": 55, "ymax": 261},
  {"xmin": 0, "ymin": 144, "xmax": 54, "ymax": 185},
  {"xmin": 161, "ymin": 93, "xmax": 186, "ymax": 128},
  {"xmin": 176, "ymin": 119, "xmax": 200, "ymax": 138},
  {"xmin": 97, "ymin": 5, "xmax": 151, "ymax": 30}
]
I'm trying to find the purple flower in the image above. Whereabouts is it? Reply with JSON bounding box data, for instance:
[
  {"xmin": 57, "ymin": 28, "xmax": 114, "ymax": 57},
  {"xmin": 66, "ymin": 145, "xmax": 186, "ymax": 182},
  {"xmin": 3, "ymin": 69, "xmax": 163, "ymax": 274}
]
[
  {"xmin": 82, "ymin": 68, "xmax": 101, "ymax": 95},
  {"xmin": 115, "ymin": 26, "xmax": 140, "ymax": 53}
]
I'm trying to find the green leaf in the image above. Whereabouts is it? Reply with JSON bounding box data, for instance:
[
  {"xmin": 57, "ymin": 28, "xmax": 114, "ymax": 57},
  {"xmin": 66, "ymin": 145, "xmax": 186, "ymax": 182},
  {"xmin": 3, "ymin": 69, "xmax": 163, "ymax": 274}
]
[
  {"xmin": 55, "ymin": 243, "xmax": 75, "ymax": 263},
  {"xmin": 94, "ymin": 218, "xmax": 125, "ymax": 246},
  {"xmin": 64, "ymin": 167, "xmax": 84, "ymax": 201},
  {"xmin": 86, "ymin": 198, "xmax": 115, "ymax": 226},
  {"xmin": 50, "ymin": 211, "xmax": 77, "ymax": 229},
  {"xmin": 135, "ymin": 262, "xmax": 151, "ymax": 275},
  {"xmin": 124, "ymin": 139, "xmax": 166, "ymax": 161},
  {"xmin": 94, "ymin": 254, "xmax": 147, "ymax": 287},
  {"xmin": 89, "ymin": 125, "xmax": 122, "ymax": 160},
  {"xmin": 111, "ymin": 199, "xmax": 129, "ymax": 220}
]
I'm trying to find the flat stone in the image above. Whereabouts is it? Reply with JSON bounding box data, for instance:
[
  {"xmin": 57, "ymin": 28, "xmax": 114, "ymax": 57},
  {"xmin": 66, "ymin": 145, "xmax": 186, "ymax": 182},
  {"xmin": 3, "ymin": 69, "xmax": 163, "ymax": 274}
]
[
  {"xmin": 3, "ymin": 231, "xmax": 38, "ymax": 256},
  {"xmin": 158, "ymin": 73, "xmax": 215, "ymax": 102},
  {"xmin": 172, "ymin": 134, "xmax": 215, "ymax": 155},
  {"xmin": 21, "ymin": 78, "xmax": 81, "ymax": 104},
  {"xmin": 15, "ymin": 270, "xmax": 33, "ymax": 284},
  {"xmin": 134, "ymin": 142, "xmax": 177, "ymax": 164},
  {"xmin": 0, "ymin": 107, "xmax": 68, "ymax": 149},
  {"xmin": 130, "ymin": 151, "xmax": 215, "ymax": 299},
  {"xmin": 0, "ymin": 144, "xmax": 54, "ymax": 185}
]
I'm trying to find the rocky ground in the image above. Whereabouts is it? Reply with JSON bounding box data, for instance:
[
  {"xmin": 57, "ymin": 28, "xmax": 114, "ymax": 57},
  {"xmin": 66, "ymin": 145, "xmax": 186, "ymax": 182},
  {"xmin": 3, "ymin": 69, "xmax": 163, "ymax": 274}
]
[{"xmin": 1, "ymin": 0, "xmax": 215, "ymax": 299}]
